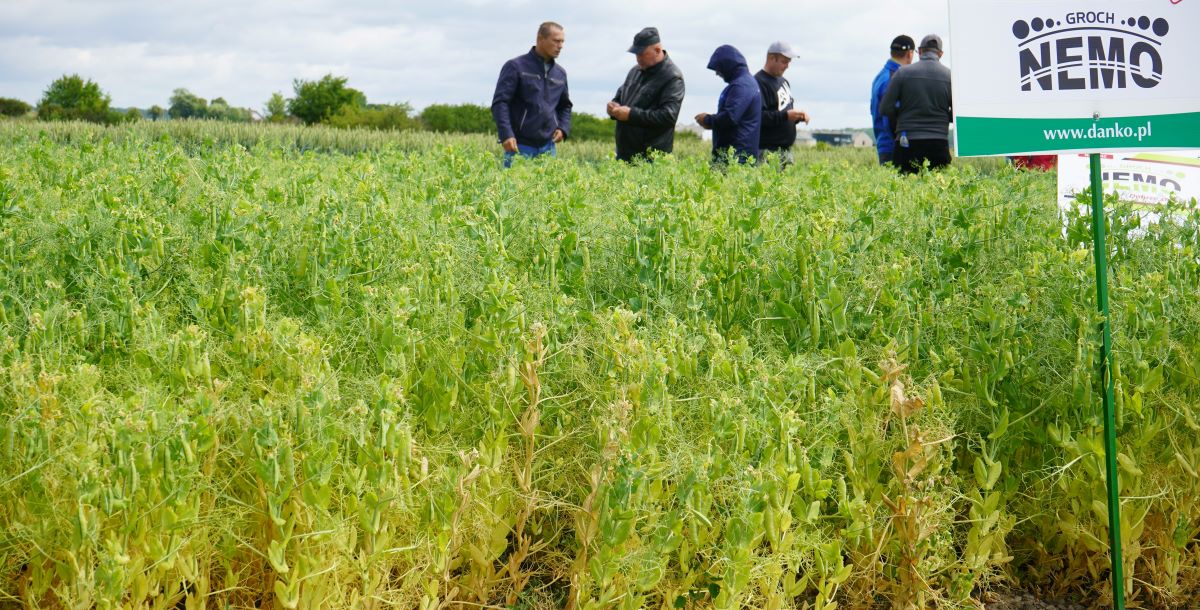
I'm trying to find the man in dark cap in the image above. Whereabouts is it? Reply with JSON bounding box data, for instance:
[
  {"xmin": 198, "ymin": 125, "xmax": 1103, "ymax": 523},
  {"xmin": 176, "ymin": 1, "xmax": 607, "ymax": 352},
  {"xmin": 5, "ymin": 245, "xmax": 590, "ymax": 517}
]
[
  {"xmin": 491, "ymin": 21, "xmax": 573, "ymax": 167},
  {"xmin": 870, "ymin": 35, "xmax": 915, "ymax": 165},
  {"xmin": 607, "ymin": 27, "xmax": 686, "ymax": 162},
  {"xmin": 880, "ymin": 34, "xmax": 953, "ymax": 174},
  {"xmin": 695, "ymin": 45, "xmax": 762, "ymax": 164}
]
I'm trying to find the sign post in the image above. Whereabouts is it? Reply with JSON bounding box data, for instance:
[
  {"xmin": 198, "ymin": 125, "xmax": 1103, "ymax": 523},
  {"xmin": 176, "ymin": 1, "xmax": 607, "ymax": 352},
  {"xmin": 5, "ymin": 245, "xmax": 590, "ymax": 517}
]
[
  {"xmin": 1088, "ymin": 152, "xmax": 1123, "ymax": 609},
  {"xmin": 949, "ymin": 1, "xmax": 1200, "ymax": 606}
]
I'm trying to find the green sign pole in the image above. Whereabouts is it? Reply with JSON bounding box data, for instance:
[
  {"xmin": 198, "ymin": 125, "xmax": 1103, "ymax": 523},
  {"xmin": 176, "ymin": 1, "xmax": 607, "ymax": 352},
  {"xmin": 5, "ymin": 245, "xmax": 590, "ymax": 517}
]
[{"xmin": 1089, "ymin": 153, "xmax": 1124, "ymax": 610}]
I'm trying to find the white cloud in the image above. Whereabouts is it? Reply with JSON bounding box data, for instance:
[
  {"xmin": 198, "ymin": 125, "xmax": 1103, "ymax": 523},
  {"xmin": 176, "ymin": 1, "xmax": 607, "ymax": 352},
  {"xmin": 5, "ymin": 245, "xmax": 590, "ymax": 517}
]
[{"xmin": 0, "ymin": 0, "xmax": 952, "ymax": 128}]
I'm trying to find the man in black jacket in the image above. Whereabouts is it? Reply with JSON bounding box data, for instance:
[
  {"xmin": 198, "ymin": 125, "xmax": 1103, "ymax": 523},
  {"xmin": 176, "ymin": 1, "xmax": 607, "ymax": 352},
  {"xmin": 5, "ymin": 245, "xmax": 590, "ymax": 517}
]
[
  {"xmin": 607, "ymin": 27, "xmax": 686, "ymax": 162},
  {"xmin": 755, "ymin": 41, "xmax": 809, "ymax": 166},
  {"xmin": 491, "ymin": 22, "xmax": 573, "ymax": 167},
  {"xmin": 880, "ymin": 34, "xmax": 953, "ymax": 174}
]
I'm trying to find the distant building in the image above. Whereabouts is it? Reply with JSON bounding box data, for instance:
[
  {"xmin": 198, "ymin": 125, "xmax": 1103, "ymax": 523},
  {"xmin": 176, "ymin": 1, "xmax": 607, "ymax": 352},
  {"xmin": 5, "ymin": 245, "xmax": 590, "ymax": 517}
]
[
  {"xmin": 812, "ymin": 131, "xmax": 854, "ymax": 147},
  {"xmin": 806, "ymin": 131, "xmax": 875, "ymax": 147}
]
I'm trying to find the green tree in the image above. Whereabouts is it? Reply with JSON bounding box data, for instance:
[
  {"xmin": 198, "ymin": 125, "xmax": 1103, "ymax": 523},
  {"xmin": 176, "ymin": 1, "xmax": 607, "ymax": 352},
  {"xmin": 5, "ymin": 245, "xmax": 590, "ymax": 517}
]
[
  {"xmin": 148, "ymin": 105, "xmax": 165, "ymax": 121},
  {"xmin": 327, "ymin": 103, "xmax": 421, "ymax": 131},
  {"xmin": 287, "ymin": 74, "xmax": 365, "ymax": 125},
  {"xmin": 264, "ymin": 92, "xmax": 288, "ymax": 123},
  {"xmin": 419, "ymin": 103, "xmax": 493, "ymax": 134},
  {"xmin": 207, "ymin": 97, "xmax": 252, "ymax": 122},
  {"xmin": 36, "ymin": 74, "xmax": 115, "ymax": 123},
  {"xmin": 0, "ymin": 97, "xmax": 32, "ymax": 118},
  {"xmin": 568, "ymin": 112, "xmax": 617, "ymax": 142},
  {"xmin": 123, "ymin": 108, "xmax": 142, "ymax": 122},
  {"xmin": 169, "ymin": 88, "xmax": 208, "ymax": 119}
]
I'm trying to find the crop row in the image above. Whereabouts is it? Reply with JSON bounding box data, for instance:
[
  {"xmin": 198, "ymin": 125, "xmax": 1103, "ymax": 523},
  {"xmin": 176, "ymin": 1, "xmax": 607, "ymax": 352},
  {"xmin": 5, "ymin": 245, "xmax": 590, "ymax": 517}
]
[{"xmin": 0, "ymin": 124, "xmax": 1198, "ymax": 608}]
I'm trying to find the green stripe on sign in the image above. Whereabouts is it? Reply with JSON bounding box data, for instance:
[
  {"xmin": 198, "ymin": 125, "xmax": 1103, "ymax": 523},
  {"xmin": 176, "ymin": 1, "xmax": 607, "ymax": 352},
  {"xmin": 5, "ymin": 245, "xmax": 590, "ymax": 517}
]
[
  {"xmin": 1132, "ymin": 153, "xmax": 1200, "ymax": 168},
  {"xmin": 956, "ymin": 111, "xmax": 1200, "ymax": 157}
]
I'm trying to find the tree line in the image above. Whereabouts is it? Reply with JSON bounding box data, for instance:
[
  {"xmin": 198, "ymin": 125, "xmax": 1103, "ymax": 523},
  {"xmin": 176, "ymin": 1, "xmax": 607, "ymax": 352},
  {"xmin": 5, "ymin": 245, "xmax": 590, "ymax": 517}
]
[{"xmin": 0, "ymin": 73, "xmax": 635, "ymax": 142}]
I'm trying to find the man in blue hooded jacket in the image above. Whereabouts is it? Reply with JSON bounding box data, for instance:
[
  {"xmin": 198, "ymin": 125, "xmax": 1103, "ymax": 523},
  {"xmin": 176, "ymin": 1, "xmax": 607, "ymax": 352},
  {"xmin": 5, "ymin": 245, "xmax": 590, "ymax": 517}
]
[
  {"xmin": 695, "ymin": 45, "xmax": 762, "ymax": 164},
  {"xmin": 491, "ymin": 22, "xmax": 573, "ymax": 167},
  {"xmin": 870, "ymin": 35, "xmax": 915, "ymax": 165}
]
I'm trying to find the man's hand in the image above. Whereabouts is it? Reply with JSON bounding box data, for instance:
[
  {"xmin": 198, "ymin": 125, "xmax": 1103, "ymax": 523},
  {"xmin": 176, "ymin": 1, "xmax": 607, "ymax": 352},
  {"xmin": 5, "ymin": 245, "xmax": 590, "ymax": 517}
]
[
  {"xmin": 552, "ymin": 129, "xmax": 565, "ymax": 144},
  {"xmin": 694, "ymin": 112, "xmax": 710, "ymax": 129},
  {"xmin": 606, "ymin": 101, "xmax": 620, "ymax": 117},
  {"xmin": 502, "ymin": 137, "xmax": 519, "ymax": 153},
  {"xmin": 787, "ymin": 109, "xmax": 810, "ymax": 124},
  {"xmin": 611, "ymin": 105, "xmax": 632, "ymax": 121}
]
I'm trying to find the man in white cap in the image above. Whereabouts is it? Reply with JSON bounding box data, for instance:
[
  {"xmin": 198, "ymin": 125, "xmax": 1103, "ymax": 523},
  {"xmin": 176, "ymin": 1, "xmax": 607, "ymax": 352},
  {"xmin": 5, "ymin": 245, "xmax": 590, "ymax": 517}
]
[
  {"xmin": 879, "ymin": 34, "xmax": 953, "ymax": 174},
  {"xmin": 755, "ymin": 41, "xmax": 810, "ymax": 166}
]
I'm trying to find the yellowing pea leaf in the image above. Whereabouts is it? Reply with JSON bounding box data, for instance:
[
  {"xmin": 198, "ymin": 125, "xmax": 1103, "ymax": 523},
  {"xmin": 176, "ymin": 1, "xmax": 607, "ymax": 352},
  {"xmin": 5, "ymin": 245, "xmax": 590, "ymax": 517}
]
[
  {"xmin": 1117, "ymin": 452, "xmax": 1143, "ymax": 477},
  {"xmin": 973, "ymin": 457, "xmax": 988, "ymax": 489},
  {"xmin": 987, "ymin": 461, "xmax": 1003, "ymax": 490},
  {"xmin": 807, "ymin": 500, "xmax": 821, "ymax": 524},
  {"xmin": 1140, "ymin": 365, "xmax": 1164, "ymax": 395},
  {"xmin": 988, "ymin": 409, "xmax": 1009, "ymax": 441},
  {"xmin": 274, "ymin": 578, "xmax": 300, "ymax": 610},
  {"xmin": 267, "ymin": 539, "xmax": 289, "ymax": 574}
]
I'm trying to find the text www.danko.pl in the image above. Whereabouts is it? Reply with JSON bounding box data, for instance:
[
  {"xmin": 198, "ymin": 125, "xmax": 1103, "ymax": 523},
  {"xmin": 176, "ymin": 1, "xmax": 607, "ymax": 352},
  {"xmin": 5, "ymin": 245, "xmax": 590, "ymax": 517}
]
[{"xmin": 1042, "ymin": 120, "xmax": 1153, "ymax": 142}]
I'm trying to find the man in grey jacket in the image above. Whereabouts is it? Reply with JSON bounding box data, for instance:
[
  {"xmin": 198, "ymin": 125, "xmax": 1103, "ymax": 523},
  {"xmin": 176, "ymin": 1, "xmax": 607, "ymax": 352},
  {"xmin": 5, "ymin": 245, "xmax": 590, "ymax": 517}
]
[
  {"xmin": 880, "ymin": 34, "xmax": 953, "ymax": 174},
  {"xmin": 607, "ymin": 27, "xmax": 686, "ymax": 162}
]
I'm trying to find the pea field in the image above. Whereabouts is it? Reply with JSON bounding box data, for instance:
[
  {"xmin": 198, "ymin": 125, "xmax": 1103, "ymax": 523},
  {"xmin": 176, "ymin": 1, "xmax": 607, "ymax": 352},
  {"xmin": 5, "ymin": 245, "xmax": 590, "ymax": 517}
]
[{"xmin": 1, "ymin": 120, "xmax": 1199, "ymax": 609}]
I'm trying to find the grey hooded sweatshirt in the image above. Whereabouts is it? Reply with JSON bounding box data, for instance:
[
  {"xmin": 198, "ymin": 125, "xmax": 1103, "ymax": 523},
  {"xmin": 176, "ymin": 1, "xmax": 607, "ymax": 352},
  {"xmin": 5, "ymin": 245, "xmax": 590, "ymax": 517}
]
[{"xmin": 879, "ymin": 50, "xmax": 953, "ymax": 141}]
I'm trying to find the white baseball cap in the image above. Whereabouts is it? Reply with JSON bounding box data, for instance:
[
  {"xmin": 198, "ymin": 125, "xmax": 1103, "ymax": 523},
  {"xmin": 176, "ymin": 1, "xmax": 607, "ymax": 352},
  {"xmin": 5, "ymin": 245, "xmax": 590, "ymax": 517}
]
[{"xmin": 767, "ymin": 41, "xmax": 799, "ymax": 59}]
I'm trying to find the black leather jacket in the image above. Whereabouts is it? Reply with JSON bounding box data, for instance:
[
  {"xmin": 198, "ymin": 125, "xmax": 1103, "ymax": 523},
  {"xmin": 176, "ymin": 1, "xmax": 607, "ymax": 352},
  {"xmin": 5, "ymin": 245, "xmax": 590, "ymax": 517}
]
[{"xmin": 611, "ymin": 54, "xmax": 685, "ymax": 161}]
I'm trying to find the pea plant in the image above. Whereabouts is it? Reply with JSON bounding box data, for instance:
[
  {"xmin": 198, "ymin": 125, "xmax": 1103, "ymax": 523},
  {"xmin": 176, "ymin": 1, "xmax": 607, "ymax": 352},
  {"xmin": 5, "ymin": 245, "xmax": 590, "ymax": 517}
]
[{"xmin": 1, "ymin": 123, "xmax": 1198, "ymax": 609}]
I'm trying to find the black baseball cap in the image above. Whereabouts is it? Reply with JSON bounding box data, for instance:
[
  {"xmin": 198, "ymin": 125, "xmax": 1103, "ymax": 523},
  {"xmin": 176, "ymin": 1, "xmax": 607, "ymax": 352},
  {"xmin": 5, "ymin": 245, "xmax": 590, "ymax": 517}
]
[
  {"xmin": 629, "ymin": 27, "xmax": 661, "ymax": 54},
  {"xmin": 890, "ymin": 35, "xmax": 915, "ymax": 52}
]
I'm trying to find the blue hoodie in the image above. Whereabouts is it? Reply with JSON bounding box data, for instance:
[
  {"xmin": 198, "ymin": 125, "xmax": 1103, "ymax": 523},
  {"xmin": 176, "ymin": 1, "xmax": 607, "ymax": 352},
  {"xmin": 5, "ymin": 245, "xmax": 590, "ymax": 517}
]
[{"xmin": 703, "ymin": 45, "xmax": 761, "ymax": 163}]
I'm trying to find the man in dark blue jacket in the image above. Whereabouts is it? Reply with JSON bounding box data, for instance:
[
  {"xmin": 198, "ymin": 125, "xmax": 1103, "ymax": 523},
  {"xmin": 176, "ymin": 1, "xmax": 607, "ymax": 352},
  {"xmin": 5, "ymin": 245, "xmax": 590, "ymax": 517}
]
[
  {"xmin": 491, "ymin": 22, "xmax": 573, "ymax": 167},
  {"xmin": 870, "ymin": 35, "xmax": 914, "ymax": 165},
  {"xmin": 695, "ymin": 45, "xmax": 762, "ymax": 164}
]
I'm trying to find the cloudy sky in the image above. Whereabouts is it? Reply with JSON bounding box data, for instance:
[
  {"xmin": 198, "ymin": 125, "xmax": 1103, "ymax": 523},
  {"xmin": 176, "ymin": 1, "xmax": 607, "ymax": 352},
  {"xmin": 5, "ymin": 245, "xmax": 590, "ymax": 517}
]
[{"xmin": 0, "ymin": 0, "xmax": 953, "ymax": 129}]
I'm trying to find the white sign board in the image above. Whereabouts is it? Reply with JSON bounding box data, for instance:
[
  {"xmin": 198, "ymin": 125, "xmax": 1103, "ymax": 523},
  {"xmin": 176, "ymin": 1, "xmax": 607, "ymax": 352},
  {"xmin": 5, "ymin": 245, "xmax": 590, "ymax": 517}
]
[
  {"xmin": 1058, "ymin": 150, "xmax": 1200, "ymax": 221},
  {"xmin": 949, "ymin": 0, "xmax": 1200, "ymax": 156}
]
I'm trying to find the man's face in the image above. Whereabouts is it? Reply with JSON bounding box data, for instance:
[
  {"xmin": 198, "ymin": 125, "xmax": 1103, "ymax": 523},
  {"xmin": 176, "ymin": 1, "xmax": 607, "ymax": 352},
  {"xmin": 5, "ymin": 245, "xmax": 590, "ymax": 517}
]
[
  {"xmin": 765, "ymin": 53, "xmax": 792, "ymax": 77},
  {"xmin": 537, "ymin": 27, "xmax": 565, "ymax": 59},
  {"xmin": 636, "ymin": 43, "xmax": 664, "ymax": 69}
]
